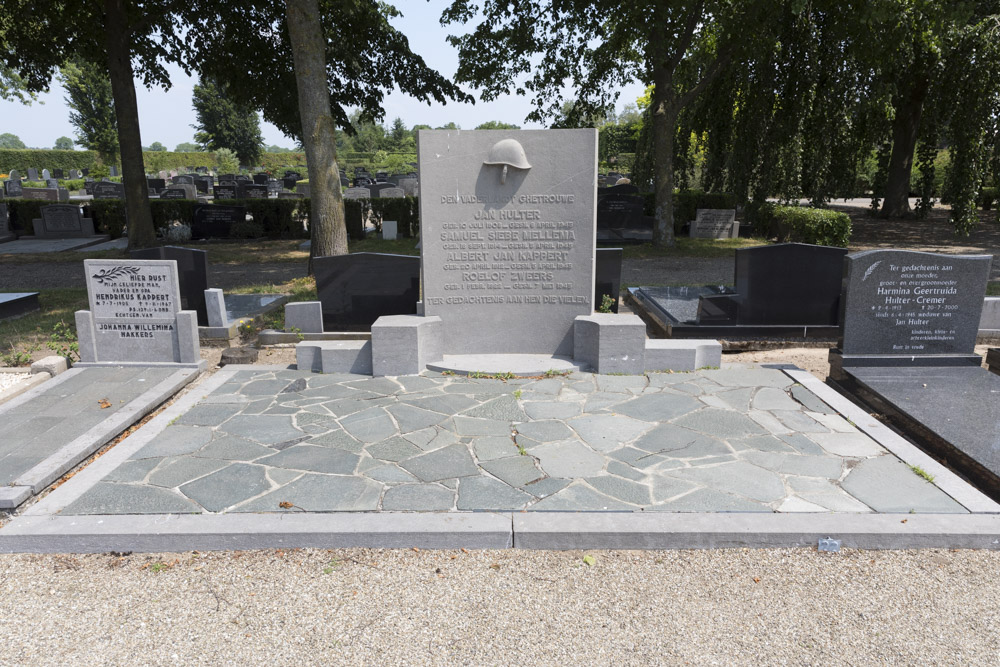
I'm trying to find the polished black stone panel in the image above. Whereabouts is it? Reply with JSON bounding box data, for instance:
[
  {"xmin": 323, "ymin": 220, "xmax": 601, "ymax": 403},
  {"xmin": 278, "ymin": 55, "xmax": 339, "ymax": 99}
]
[
  {"xmin": 315, "ymin": 252, "xmax": 420, "ymax": 331},
  {"xmin": 596, "ymin": 194, "xmax": 652, "ymax": 243},
  {"xmin": 0, "ymin": 292, "xmax": 40, "ymax": 321},
  {"xmin": 842, "ymin": 365, "xmax": 1000, "ymax": 500},
  {"xmin": 595, "ymin": 248, "xmax": 622, "ymax": 314},
  {"xmin": 192, "ymin": 205, "xmax": 244, "ymax": 240},
  {"xmin": 597, "ymin": 183, "xmax": 639, "ymax": 196},
  {"xmin": 698, "ymin": 243, "xmax": 847, "ymax": 326},
  {"xmin": 130, "ymin": 246, "xmax": 210, "ymax": 325}
]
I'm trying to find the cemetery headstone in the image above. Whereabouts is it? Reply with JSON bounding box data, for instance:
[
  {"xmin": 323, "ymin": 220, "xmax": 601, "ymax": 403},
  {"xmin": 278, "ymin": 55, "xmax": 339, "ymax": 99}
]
[
  {"xmin": 45, "ymin": 178, "xmax": 59, "ymax": 189},
  {"xmin": 253, "ymin": 173, "xmax": 269, "ymax": 185},
  {"xmin": 4, "ymin": 179, "xmax": 23, "ymax": 197},
  {"xmin": 267, "ymin": 179, "xmax": 282, "ymax": 194},
  {"xmin": 192, "ymin": 204, "xmax": 245, "ymax": 239},
  {"xmin": 689, "ymin": 209, "xmax": 738, "ymax": 239},
  {"xmin": 239, "ymin": 183, "xmax": 269, "ymax": 199},
  {"xmin": 81, "ymin": 168, "xmax": 90, "ymax": 177},
  {"xmin": 8, "ymin": 169, "xmax": 19, "ymax": 181},
  {"xmin": 382, "ymin": 220, "xmax": 398, "ymax": 240},
  {"xmin": 109, "ymin": 165, "xmax": 119, "ymax": 177},
  {"xmin": 172, "ymin": 174, "xmax": 194, "ymax": 185},
  {"xmin": 83, "ymin": 180, "xmax": 97, "ymax": 195},
  {"xmin": 131, "ymin": 246, "xmax": 210, "ymax": 326},
  {"xmin": 146, "ymin": 178, "xmax": 166, "ymax": 194},
  {"xmin": 217, "ymin": 174, "xmax": 236, "ymax": 182},
  {"xmin": 0, "ymin": 203, "xmax": 13, "ymax": 243},
  {"xmin": 234, "ymin": 175, "xmax": 251, "ymax": 183},
  {"xmin": 595, "ymin": 247, "xmax": 622, "ymax": 313},
  {"xmin": 76, "ymin": 259, "xmax": 200, "ymax": 366},
  {"xmin": 282, "ymin": 176, "xmax": 299, "ymax": 190},
  {"xmin": 93, "ymin": 182, "xmax": 125, "ymax": 199},
  {"xmin": 597, "ymin": 194, "xmax": 645, "ymax": 231},
  {"xmin": 53, "ymin": 169, "xmax": 64, "ymax": 179},
  {"xmin": 160, "ymin": 185, "xmax": 195, "ymax": 200},
  {"xmin": 27, "ymin": 168, "xmax": 39, "ymax": 181},
  {"xmin": 378, "ymin": 187, "xmax": 405, "ymax": 199},
  {"xmin": 419, "ymin": 129, "xmax": 597, "ymax": 355},
  {"xmin": 42, "ymin": 169, "xmax": 51, "ymax": 180},
  {"xmin": 839, "ymin": 249, "xmax": 991, "ymax": 360},
  {"xmin": 597, "ymin": 183, "xmax": 639, "ymax": 196},
  {"xmin": 343, "ymin": 187, "xmax": 371, "ymax": 199},
  {"xmin": 21, "ymin": 188, "xmax": 60, "ymax": 202},
  {"xmin": 193, "ymin": 176, "xmax": 211, "ymax": 194},
  {"xmin": 315, "ymin": 253, "xmax": 421, "ymax": 331},
  {"xmin": 399, "ymin": 178, "xmax": 418, "ymax": 196},
  {"xmin": 31, "ymin": 204, "xmax": 97, "ymax": 238},
  {"xmin": 213, "ymin": 184, "xmax": 237, "ymax": 200},
  {"xmin": 69, "ymin": 169, "xmax": 81, "ymax": 180}
]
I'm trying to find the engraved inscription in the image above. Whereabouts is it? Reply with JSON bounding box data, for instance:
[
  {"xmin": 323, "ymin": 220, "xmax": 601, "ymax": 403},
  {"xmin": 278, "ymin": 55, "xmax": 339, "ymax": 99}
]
[{"xmin": 868, "ymin": 261, "xmax": 960, "ymax": 351}]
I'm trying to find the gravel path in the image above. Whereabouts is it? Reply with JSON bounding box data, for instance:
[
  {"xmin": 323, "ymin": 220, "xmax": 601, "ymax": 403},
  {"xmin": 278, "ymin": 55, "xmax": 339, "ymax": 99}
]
[
  {"xmin": 0, "ymin": 372, "xmax": 29, "ymax": 391},
  {"xmin": 1, "ymin": 547, "xmax": 998, "ymax": 664}
]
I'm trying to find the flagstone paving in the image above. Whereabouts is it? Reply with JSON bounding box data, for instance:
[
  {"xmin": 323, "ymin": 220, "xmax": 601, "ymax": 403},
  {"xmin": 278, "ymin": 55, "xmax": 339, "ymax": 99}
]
[{"xmin": 61, "ymin": 367, "xmax": 968, "ymax": 515}]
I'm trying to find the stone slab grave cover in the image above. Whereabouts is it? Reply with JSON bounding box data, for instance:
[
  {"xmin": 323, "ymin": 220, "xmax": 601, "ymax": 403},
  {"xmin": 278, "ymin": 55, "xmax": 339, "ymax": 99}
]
[
  {"xmin": 76, "ymin": 259, "xmax": 201, "ymax": 367},
  {"xmin": 32, "ymin": 204, "xmax": 97, "ymax": 238},
  {"xmin": 419, "ymin": 129, "xmax": 598, "ymax": 355},
  {"xmin": 0, "ymin": 293, "xmax": 40, "ymax": 320},
  {"xmin": 689, "ymin": 209, "xmax": 738, "ymax": 239},
  {"xmin": 838, "ymin": 249, "xmax": 991, "ymax": 365},
  {"xmin": 131, "ymin": 246, "xmax": 209, "ymax": 326},
  {"xmin": 192, "ymin": 204, "xmax": 245, "ymax": 239},
  {"xmin": 315, "ymin": 252, "xmax": 420, "ymax": 331}
]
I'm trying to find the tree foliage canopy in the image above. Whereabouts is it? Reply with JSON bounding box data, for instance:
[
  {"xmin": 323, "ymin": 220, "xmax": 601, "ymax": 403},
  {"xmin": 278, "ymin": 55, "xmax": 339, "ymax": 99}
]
[
  {"xmin": 192, "ymin": 77, "xmax": 264, "ymax": 165},
  {"xmin": 58, "ymin": 58, "xmax": 119, "ymax": 163}
]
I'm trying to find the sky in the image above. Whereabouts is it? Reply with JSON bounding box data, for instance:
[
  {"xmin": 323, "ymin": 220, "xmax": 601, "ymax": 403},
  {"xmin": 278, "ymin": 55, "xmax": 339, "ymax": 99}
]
[{"xmin": 0, "ymin": 1, "xmax": 646, "ymax": 151}]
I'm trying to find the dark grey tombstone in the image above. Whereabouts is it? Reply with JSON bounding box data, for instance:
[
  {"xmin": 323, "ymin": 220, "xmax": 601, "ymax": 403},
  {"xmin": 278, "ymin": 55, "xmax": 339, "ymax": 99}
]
[
  {"xmin": 234, "ymin": 175, "xmax": 251, "ymax": 183},
  {"xmin": 109, "ymin": 165, "xmax": 119, "ymax": 177},
  {"xmin": 53, "ymin": 169, "xmax": 64, "ymax": 179},
  {"xmin": 598, "ymin": 183, "xmax": 640, "ymax": 197},
  {"xmin": 314, "ymin": 253, "xmax": 421, "ymax": 331},
  {"xmin": 697, "ymin": 243, "xmax": 847, "ymax": 326},
  {"xmin": 195, "ymin": 167, "xmax": 208, "ymax": 174},
  {"xmin": 282, "ymin": 176, "xmax": 299, "ymax": 191},
  {"xmin": 217, "ymin": 174, "xmax": 236, "ymax": 182},
  {"xmin": 93, "ymin": 182, "xmax": 125, "ymax": 199},
  {"xmin": 34, "ymin": 204, "xmax": 95, "ymax": 237},
  {"xmin": 595, "ymin": 248, "xmax": 623, "ymax": 313},
  {"xmin": 193, "ymin": 176, "xmax": 211, "ymax": 194},
  {"xmin": 267, "ymin": 179, "xmax": 282, "ymax": 194},
  {"xmin": 353, "ymin": 167, "xmax": 366, "ymax": 175},
  {"xmin": 160, "ymin": 187, "xmax": 190, "ymax": 200},
  {"xmin": 0, "ymin": 203, "xmax": 12, "ymax": 242},
  {"xmin": 172, "ymin": 174, "xmax": 194, "ymax": 185},
  {"xmin": 27, "ymin": 168, "xmax": 39, "ymax": 181},
  {"xmin": 340, "ymin": 174, "xmax": 350, "ymax": 187},
  {"xmin": 81, "ymin": 168, "xmax": 90, "ymax": 177},
  {"xmin": 597, "ymin": 194, "xmax": 645, "ymax": 231},
  {"xmin": 146, "ymin": 178, "xmax": 166, "ymax": 194},
  {"xmin": 375, "ymin": 171, "xmax": 389, "ymax": 183},
  {"xmin": 130, "ymin": 246, "xmax": 210, "ymax": 325},
  {"xmin": 240, "ymin": 184, "xmax": 269, "ymax": 199},
  {"xmin": 83, "ymin": 180, "xmax": 97, "ymax": 195},
  {"xmin": 192, "ymin": 204, "xmax": 245, "ymax": 239},
  {"xmin": 8, "ymin": 170, "xmax": 18, "ymax": 181},
  {"xmin": 21, "ymin": 188, "xmax": 59, "ymax": 202},
  {"xmin": 45, "ymin": 178, "xmax": 59, "ymax": 189},
  {"xmin": 839, "ymin": 249, "xmax": 992, "ymax": 360},
  {"xmin": 0, "ymin": 293, "xmax": 40, "ymax": 320},
  {"xmin": 214, "ymin": 184, "xmax": 238, "ymax": 200},
  {"xmin": 4, "ymin": 179, "xmax": 23, "ymax": 197},
  {"xmin": 69, "ymin": 169, "xmax": 81, "ymax": 179},
  {"xmin": 368, "ymin": 183, "xmax": 396, "ymax": 198},
  {"xmin": 253, "ymin": 173, "xmax": 269, "ymax": 185}
]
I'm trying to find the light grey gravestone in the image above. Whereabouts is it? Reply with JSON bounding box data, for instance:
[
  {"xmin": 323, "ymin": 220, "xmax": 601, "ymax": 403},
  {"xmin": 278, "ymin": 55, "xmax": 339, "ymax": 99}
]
[
  {"xmin": 69, "ymin": 169, "xmax": 81, "ymax": 179},
  {"xmin": 382, "ymin": 220, "xmax": 398, "ymax": 240},
  {"xmin": 32, "ymin": 204, "xmax": 97, "ymax": 238},
  {"xmin": 27, "ymin": 168, "xmax": 39, "ymax": 181},
  {"xmin": 76, "ymin": 259, "xmax": 202, "ymax": 367},
  {"xmin": 343, "ymin": 187, "xmax": 371, "ymax": 200},
  {"xmin": 840, "ymin": 249, "xmax": 992, "ymax": 358},
  {"xmin": 689, "ymin": 208, "xmax": 738, "ymax": 239},
  {"xmin": 399, "ymin": 178, "xmax": 418, "ymax": 196},
  {"xmin": 418, "ymin": 129, "xmax": 598, "ymax": 355},
  {"xmin": 21, "ymin": 188, "xmax": 60, "ymax": 202},
  {"xmin": 379, "ymin": 187, "xmax": 405, "ymax": 199},
  {"xmin": 41, "ymin": 169, "xmax": 51, "ymax": 181}
]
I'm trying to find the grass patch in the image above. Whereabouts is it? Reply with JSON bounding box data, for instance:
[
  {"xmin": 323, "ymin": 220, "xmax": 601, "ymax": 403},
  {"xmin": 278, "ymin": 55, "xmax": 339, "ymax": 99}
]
[
  {"xmin": 909, "ymin": 464, "xmax": 935, "ymax": 483},
  {"xmin": 0, "ymin": 288, "xmax": 88, "ymax": 366},
  {"xmin": 987, "ymin": 282, "xmax": 999, "ymax": 296},
  {"xmin": 615, "ymin": 237, "xmax": 766, "ymax": 260},
  {"xmin": 347, "ymin": 237, "xmax": 420, "ymax": 256},
  {"xmin": 230, "ymin": 276, "xmax": 317, "ymax": 331}
]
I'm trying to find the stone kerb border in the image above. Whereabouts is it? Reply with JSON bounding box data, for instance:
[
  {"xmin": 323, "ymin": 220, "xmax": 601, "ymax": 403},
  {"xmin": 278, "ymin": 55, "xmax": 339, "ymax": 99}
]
[{"xmin": 3, "ymin": 365, "xmax": 998, "ymax": 553}]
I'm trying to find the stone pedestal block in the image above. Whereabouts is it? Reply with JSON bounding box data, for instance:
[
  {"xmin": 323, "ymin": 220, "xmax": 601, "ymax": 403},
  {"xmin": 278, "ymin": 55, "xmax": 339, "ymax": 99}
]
[
  {"xmin": 370, "ymin": 315, "xmax": 443, "ymax": 376},
  {"xmin": 205, "ymin": 288, "xmax": 228, "ymax": 328},
  {"xmin": 296, "ymin": 340, "xmax": 373, "ymax": 374},
  {"xmin": 644, "ymin": 339, "xmax": 722, "ymax": 372},
  {"xmin": 573, "ymin": 314, "xmax": 646, "ymax": 374},
  {"xmin": 285, "ymin": 301, "xmax": 324, "ymax": 334}
]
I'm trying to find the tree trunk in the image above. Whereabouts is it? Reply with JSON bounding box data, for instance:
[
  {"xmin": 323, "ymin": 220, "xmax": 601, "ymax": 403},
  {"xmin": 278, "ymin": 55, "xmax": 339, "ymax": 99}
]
[
  {"xmin": 286, "ymin": 0, "xmax": 347, "ymax": 273},
  {"xmin": 651, "ymin": 74, "xmax": 677, "ymax": 247},
  {"xmin": 104, "ymin": 0, "xmax": 155, "ymax": 249},
  {"xmin": 880, "ymin": 75, "xmax": 930, "ymax": 219}
]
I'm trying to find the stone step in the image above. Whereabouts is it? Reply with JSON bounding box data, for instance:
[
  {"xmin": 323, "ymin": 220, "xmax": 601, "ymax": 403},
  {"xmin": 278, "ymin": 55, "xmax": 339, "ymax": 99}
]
[{"xmin": 296, "ymin": 340, "xmax": 372, "ymax": 374}]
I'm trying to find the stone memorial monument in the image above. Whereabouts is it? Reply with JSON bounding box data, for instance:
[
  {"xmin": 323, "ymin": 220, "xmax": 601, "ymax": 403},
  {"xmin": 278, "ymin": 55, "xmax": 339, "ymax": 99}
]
[
  {"xmin": 689, "ymin": 209, "xmax": 738, "ymax": 239},
  {"xmin": 31, "ymin": 205, "xmax": 98, "ymax": 238},
  {"xmin": 0, "ymin": 203, "xmax": 13, "ymax": 243},
  {"xmin": 76, "ymin": 259, "xmax": 204, "ymax": 369}
]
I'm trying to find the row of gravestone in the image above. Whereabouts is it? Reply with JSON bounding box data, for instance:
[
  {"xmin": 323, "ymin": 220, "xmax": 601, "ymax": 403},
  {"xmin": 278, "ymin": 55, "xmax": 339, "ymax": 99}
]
[{"xmin": 596, "ymin": 183, "xmax": 737, "ymax": 241}]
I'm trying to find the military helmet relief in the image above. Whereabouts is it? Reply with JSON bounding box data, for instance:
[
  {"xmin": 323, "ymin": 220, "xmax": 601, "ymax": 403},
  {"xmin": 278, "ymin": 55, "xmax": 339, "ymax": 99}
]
[{"xmin": 483, "ymin": 138, "xmax": 532, "ymax": 184}]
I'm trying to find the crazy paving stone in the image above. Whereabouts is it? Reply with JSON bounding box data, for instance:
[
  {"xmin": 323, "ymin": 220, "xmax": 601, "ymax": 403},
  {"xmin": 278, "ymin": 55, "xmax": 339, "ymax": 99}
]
[
  {"xmin": 270, "ymin": 436, "xmax": 311, "ymax": 451},
  {"xmin": 777, "ymin": 497, "xmax": 830, "ymax": 513},
  {"xmin": 180, "ymin": 463, "xmax": 270, "ymax": 512},
  {"xmin": 63, "ymin": 483, "xmax": 201, "ymax": 515},
  {"xmin": 132, "ymin": 426, "xmax": 213, "ymax": 458},
  {"xmin": 611, "ymin": 393, "xmax": 702, "ymax": 422},
  {"xmin": 257, "ymin": 445, "xmax": 360, "ymax": 474},
  {"xmin": 149, "ymin": 457, "xmax": 229, "ymax": 488},
  {"xmin": 102, "ymin": 458, "xmax": 161, "ymax": 483},
  {"xmin": 586, "ymin": 475, "xmax": 652, "ymax": 505},
  {"xmin": 236, "ymin": 474, "xmax": 381, "ymax": 512},
  {"xmin": 322, "ymin": 396, "xmax": 392, "ymax": 418},
  {"xmin": 367, "ymin": 436, "xmax": 423, "ymax": 462},
  {"xmin": 568, "ymin": 414, "xmax": 652, "ymax": 452},
  {"xmin": 728, "ymin": 434, "xmax": 798, "ymax": 453},
  {"xmin": 452, "ymin": 416, "xmax": 511, "ymax": 437},
  {"xmin": 807, "ymin": 432, "xmax": 884, "ymax": 457},
  {"xmin": 705, "ymin": 368, "xmax": 792, "ymax": 389},
  {"xmin": 787, "ymin": 477, "xmax": 873, "ymax": 512},
  {"xmin": 266, "ymin": 468, "xmax": 303, "ymax": 486},
  {"xmin": 751, "ymin": 387, "xmax": 802, "ymax": 411},
  {"xmin": 772, "ymin": 410, "xmax": 829, "ymax": 434},
  {"xmin": 790, "ymin": 384, "xmax": 836, "ymax": 414},
  {"xmin": 306, "ymin": 430, "xmax": 365, "ymax": 453},
  {"xmin": 514, "ymin": 419, "xmax": 575, "ymax": 443},
  {"xmin": 481, "ymin": 456, "xmax": 543, "ymax": 488},
  {"xmin": 647, "ymin": 487, "xmax": 769, "ymax": 512},
  {"xmin": 219, "ymin": 415, "xmax": 303, "ymax": 445},
  {"xmin": 458, "ymin": 477, "xmax": 533, "ymax": 510},
  {"xmin": 606, "ymin": 459, "xmax": 646, "ymax": 482},
  {"xmin": 340, "ymin": 407, "xmax": 398, "ymax": 443},
  {"xmin": 343, "ymin": 377, "xmax": 402, "ymax": 396},
  {"xmin": 400, "ymin": 444, "xmax": 479, "ymax": 482},
  {"xmin": 673, "ymin": 408, "xmax": 766, "ymax": 439},
  {"xmin": 528, "ymin": 482, "xmax": 635, "ymax": 511},
  {"xmin": 714, "ymin": 388, "xmax": 755, "ymax": 413},
  {"xmin": 402, "ymin": 393, "xmax": 480, "ymax": 415},
  {"xmin": 403, "ymin": 427, "xmax": 459, "ymax": 452},
  {"xmin": 521, "ymin": 477, "xmax": 570, "ymax": 498},
  {"xmin": 522, "ymin": 401, "xmax": 582, "ymax": 420},
  {"xmin": 533, "ymin": 440, "xmax": 605, "ymax": 478},
  {"xmin": 473, "ymin": 436, "xmax": 520, "ymax": 462},
  {"xmin": 239, "ymin": 379, "xmax": 291, "ymax": 396},
  {"xmin": 841, "ymin": 455, "xmax": 966, "ymax": 513},
  {"xmin": 386, "ymin": 403, "xmax": 448, "ymax": 433},
  {"xmin": 461, "ymin": 394, "xmax": 528, "ymax": 422},
  {"xmin": 583, "ymin": 392, "xmax": 629, "ymax": 413},
  {"xmin": 280, "ymin": 378, "xmax": 308, "ymax": 394},
  {"xmin": 741, "ymin": 451, "xmax": 843, "ymax": 479},
  {"xmin": 364, "ymin": 464, "xmax": 419, "ymax": 484},
  {"xmin": 667, "ymin": 460, "xmax": 786, "ymax": 503},
  {"xmin": 648, "ymin": 476, "xmax": 700, "ymax": 504},
  {"xmin": 633, "ymin": 424, "xmax": 729, "ymax": 458},
  {"xmin": 382, "ymin": 484, "xmax": 455, "ymax": 511},
  {"xmin": 595, "ymin": 375, "xmax": 649, "ymax": 394},
  {"xmin": 174, "ymin": 403, "xmax": 244, "ymax": 426}
]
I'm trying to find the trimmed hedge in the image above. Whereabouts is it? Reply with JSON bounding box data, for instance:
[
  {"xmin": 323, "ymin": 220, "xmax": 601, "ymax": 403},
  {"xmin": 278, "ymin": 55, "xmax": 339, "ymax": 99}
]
[
  {"xmin": 749, "ymin": 202, "xmax": 852, "ymax": 247},
  {"xmin": 0, "ymin": 149, "xmax": 312, "ymax": 175}
]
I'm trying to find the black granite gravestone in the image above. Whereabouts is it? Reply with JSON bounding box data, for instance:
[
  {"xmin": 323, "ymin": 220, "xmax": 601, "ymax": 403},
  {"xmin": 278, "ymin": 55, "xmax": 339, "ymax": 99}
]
[
  {"xmin": 83, "ymin": 180, "xmax": 97, "ymax": 195},
  {"xmin": 314, "ymin": 253, "xmax": 420, "ymax": 331},
  {"xmin": 52, "ymin": 169, "xmax": 64, "ymax": 179},
  {"xmin": 217, "ymin": 174, "xmax": 236, "ymax": 182},
  {"xmin": 147, "ymin": 178, "xmax": 166, "ymax": 194},
  {"xmin": 93, "ymin": 182, "xmax": 124, "ymax": 199},
  {"xmin": 160, "ymin": 187, "xmax": 190, "ymax": 200},
  {"xmin": 4, "ymin": 180, "xmax": 23, "ymax": 197},
  {"xmin": 253, "ymin": 173, "xmax": 269, "ymax": 185},
  {"xmin": 214, "ymin": 184, "xmax": 237, "ymax": 200},
  {"xmin": 240, "ymin": 184, "xmax": 269, "ymax": 199},
  {"xmin": 282, "ymin": 177, "xmax": 299, "ymax": 191},
  {"xmin": 172, "ymin": 174, "xmax": 194, "ymax": 185},
  {"xmin": 81, "ymin": 168, "xmax": 90, "ymax": 177},
  {"xmin": 697, "ymin": 243, "xmax": 847, "ymax": 326},
  {"xmin": 130, "ymin": 245, "xmax": 210, "ymax": 325},
  {"xmin": 0, "ymin": 293, "xmax": 40, "ymax": 320},
  {"xmin": 597, "ymin": 183, "xmax": 640, "ymax": 197},
  {"xmin": 595, "ymin": 248, "xmax": 622, "ymax": 314},
  {"xmin": 234, "ymin": 175, "xmax": 251, "ymax": 183},
  {"xmin": 194, "ymin": 176, "xmax": 211, "ymax": 194},
  {"xmin": 192, "ymin": 204, "xmax": 245, "ymax": 239},
  {"xmin": 597, "ymin": 194, "xmax": 645, "ymax": 231}
]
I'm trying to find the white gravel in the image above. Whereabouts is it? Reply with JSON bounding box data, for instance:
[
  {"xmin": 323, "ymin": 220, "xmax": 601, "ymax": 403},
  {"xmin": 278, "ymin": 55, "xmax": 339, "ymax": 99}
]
[
  {"xmin": 0, "ymin": 371, "xmax": 30, "ymax": 392},
  {"xmin": 1, "ymin": 547, "xmax": 998, "ymax": 665}
]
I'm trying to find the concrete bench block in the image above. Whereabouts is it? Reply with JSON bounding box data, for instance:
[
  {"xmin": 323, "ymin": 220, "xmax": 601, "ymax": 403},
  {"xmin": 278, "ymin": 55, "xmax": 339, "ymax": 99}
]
[
  {"xmin": 370, "ymin": 315, "xmax": 443, "ymax": 376},
  {"xmin": 296, "ymin": 340, "xmax": 373, "ymax": 375},
  {"xmin": 645, "ymin": 339, "xmax": 722, "ymax": 372},
  {"xmin": 574, "ymin": 314, "xmax": 646, "ymax": 374},
  {"xmin": 285, "ymin": 301, "xmax": 324, "ymax": 334}
]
